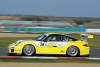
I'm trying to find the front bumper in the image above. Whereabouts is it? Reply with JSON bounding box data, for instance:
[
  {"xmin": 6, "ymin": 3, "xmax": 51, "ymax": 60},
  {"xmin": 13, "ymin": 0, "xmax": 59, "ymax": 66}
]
[
  {"xmin": 7, "ymin": 49, "xmax": 22, "ymax": 55},
  {"xmin": 7, "ymin": 48, "xmax": 22, "ymax": 56},
  {"xmin": 7, "ymin": 46, "xmax": 22, "ymax": 55}
]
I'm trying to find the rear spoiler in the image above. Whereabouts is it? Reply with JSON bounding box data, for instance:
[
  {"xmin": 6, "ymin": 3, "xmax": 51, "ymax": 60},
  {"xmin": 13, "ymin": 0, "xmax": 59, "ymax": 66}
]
[
  {"xmin": 80, "ymin": 34, "xmax": 93, "ymax": 43},
  {"xmin": 80, "ymin": 34, "xmax": 94, "ymax": 39}
]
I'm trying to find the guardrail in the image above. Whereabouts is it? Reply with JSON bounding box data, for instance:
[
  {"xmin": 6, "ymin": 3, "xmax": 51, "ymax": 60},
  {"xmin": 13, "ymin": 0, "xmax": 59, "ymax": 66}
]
[
  {"xmin": 4, "ymin": 27, "xmax": 86, "ymax": 33},
  {"xmin": 0, "ymin": 27, "xmax": 100, "ymax": 34}
]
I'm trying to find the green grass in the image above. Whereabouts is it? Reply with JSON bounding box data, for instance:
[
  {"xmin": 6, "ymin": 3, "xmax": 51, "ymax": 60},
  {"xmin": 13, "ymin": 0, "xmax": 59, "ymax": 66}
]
[
  {"xmin": 0, "ymin": 59, "xmax": 100, "ymax": 63},
  {"xmin": 83, "ymin": 21, "xmax": 100, "ymax": 26},
  {"xmin": 0, "ymin": 37, "xmax": 32, "ymax": 47},
  {"xmin": 0, "ymin": 35, "xmax": 100, "ymax": 48}
]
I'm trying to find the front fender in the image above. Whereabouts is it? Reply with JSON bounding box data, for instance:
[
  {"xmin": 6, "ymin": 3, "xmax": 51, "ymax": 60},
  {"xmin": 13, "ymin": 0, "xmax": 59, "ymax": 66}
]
[{"xmin": 16, "ymin": 41, "xmax": 39, "ymax": 53}]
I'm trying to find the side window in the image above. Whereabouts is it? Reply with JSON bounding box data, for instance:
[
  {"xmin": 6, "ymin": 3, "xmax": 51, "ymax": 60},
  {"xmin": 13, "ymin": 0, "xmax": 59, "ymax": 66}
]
[
  {"xmin": 47, "ymin": 35, "xmax": 62, "ymax": 41},
  {"xmin": 62, "ymin": 36, "xmax": 69, "ymax": 42}
]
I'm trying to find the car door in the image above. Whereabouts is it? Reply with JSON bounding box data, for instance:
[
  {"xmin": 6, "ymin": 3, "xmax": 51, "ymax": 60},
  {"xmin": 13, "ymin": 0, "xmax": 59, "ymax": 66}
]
[{"xmin": 38, "ymin": 35, "xmax": 67, "ymax": 54}]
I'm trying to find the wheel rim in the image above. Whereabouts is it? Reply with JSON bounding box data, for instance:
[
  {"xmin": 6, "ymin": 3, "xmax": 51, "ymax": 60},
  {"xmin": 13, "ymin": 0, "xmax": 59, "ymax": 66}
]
[
  {"xmin": 67, "ymin": 46, "xmax": 78, "ymax": 56},
  {"xmin": 23, "ymin": 45, "xmax": 34, "ymax": 56}
]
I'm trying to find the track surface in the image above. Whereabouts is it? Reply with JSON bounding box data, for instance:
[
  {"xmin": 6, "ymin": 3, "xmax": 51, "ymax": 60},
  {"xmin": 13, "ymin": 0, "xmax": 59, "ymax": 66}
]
[{"xmin": 0, "ymin": 47, "xmax": 100, "ymax": 57}]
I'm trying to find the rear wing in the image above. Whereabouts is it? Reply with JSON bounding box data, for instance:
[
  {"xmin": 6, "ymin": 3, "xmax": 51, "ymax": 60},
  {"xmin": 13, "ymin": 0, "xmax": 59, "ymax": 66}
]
[
  {"xmin": 80, "ymin": 34, "xmax": 94, "ymax": 43},
  {"xmin": 80, "ymin": 34, "xmax": 93, "ymax": 39}
]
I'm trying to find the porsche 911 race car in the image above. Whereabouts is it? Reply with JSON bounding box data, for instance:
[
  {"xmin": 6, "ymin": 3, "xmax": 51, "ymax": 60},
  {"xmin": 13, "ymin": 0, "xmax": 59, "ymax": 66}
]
[{"xmin": 7, "ymin": 33, "xmax": 93, "ymax": 57}]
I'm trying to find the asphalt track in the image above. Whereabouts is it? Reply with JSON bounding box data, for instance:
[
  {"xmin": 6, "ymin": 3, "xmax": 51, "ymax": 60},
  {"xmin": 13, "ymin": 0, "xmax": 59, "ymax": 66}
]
[{"xmin": 0, "ymin": 47, "xmax": 100, "ymax": 57}]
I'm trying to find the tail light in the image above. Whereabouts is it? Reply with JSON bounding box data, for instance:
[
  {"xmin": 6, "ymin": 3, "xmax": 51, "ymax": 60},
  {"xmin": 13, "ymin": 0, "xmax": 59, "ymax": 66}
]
[{"xmin": 83, "ymin": 44, "xmax": 89, "ymax": 47}]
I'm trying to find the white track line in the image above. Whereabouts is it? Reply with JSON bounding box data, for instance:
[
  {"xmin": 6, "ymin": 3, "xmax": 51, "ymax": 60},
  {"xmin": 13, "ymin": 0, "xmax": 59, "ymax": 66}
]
[
  {"xmin": 88, "ymin": 58, "xmax": 100, "ymax": 60},
  {"xmin": 23, "ymin": 56, "xmax": 100, "ymax": 60},
  {"xmin": 23, "ymin": 56, "xmax": 58, "ymax": 59}
]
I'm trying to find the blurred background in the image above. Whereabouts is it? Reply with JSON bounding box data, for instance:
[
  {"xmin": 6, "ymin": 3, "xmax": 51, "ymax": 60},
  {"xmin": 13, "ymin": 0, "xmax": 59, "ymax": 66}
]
[
  {"xmin": 0, "ymin": 0, "xmax": 100, "ymax": 33},
  {"xmin": 0, "ymin": 15, "xmax": 100, "ymax": 28}
]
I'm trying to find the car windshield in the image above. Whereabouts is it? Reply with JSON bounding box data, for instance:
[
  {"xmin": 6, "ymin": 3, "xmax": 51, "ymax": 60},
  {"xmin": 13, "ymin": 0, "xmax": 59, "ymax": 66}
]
[{"xmin": 33, "ymin": 34, "xmax": 47, "ymax": 41}]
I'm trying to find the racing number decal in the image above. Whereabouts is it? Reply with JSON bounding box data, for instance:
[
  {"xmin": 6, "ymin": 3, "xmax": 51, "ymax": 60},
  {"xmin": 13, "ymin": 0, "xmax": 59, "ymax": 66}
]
[
  {"xmin": 39, "ymin": 42, "xmax": 59, "ymax": 47},
  {"xmin": 40, "ymin": 42, "xmax": 44, "ymax": 46}
]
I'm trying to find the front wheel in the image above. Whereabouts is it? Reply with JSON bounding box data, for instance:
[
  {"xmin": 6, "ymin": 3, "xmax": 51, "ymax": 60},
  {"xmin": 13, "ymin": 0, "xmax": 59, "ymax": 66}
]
[
  {"xmin": 22, "ymin": 45, "xmax": 35, "ymax": 56},
  {"xmin": 66, "ymin": 46, "xmax": 80, "ymax": 57}
]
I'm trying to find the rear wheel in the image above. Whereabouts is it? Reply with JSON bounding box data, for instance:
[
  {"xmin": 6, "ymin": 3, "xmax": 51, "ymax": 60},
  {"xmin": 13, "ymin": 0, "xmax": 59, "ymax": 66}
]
[
  {"xmin": 22, "ymin": 45, "xmax": 35, "ymax": 56},
  {"xmin": 66, "ymin": 46, "xmax": 80, "ymax": 57}
]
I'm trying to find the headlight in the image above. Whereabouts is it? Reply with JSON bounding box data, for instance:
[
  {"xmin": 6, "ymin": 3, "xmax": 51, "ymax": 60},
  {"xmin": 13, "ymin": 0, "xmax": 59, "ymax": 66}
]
[
  {"xmin": 14, "ymin": 42, "xmax": 21, "ymax": 46},
  {"xmin": 8, "ymin": 45, "xmax": 14, "ymax": 48},
  {"xmin": 8, "ymin": 40, "xmax": 23, "ymax": 48},
  {"xmin": 14, "ymin": 40, "xmax": 22, "ymax": 46},
  {"xmin": 8, "ymin": 43, "xmax": 21, "ymax": 48}
]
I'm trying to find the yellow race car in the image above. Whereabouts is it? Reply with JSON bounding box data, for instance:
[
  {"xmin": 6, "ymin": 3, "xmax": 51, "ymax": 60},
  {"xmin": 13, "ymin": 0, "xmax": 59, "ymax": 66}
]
[{"xmin": 7, "ymin": 33, "xmax": 93, "ymax": 57}]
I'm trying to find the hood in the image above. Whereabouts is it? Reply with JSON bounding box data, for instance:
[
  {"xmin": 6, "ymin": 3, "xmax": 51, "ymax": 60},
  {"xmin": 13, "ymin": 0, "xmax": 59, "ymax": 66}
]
[
  {"xmin": 8, "ymin": 39, "xmax": 35, "ymax": 48},
  {"xmin": 13, "ymin": 39, "xmax": 33, "ymax": 45},
  {"xmin": 16, "ymin": 39, "xmax": 33, "ymax": 42}
]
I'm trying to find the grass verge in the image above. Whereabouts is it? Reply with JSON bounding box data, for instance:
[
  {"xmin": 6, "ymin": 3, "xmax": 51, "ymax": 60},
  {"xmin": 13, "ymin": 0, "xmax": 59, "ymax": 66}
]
[{"xmin": 0, "ymin": 59, "xmax": 100, "ymax": 63}]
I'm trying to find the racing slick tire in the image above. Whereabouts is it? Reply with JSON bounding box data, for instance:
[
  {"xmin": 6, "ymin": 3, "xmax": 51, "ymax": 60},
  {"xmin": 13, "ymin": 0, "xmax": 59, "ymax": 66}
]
[
  {"xmin": 22, "ymin": 44, "xmax": 35, "ymax": 56},
  {"xmin": 66, "ymin": 46, "xmax": 80, "ymax": 57}
]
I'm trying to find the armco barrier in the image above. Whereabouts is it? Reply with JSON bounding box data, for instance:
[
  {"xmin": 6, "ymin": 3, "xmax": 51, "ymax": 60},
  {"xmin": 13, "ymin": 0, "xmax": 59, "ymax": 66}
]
[
  {"xmin": 86, "ymin": 29, "xmax": 100, "ymax": 33},
  {"xmin": 4, "ymin": 27, "xmax": 86, "ymax": 33},
  {"xmin": 0, "ymin": 27, "xmax": 100, "ymax": 34},
  {"xmin": 0, "ymin": 56, "xmax": 100, "ymax": 60}
]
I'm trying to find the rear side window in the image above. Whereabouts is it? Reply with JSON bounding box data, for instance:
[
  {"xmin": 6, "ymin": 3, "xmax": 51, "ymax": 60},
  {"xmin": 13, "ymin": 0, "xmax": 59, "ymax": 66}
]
[
  {"xmin": 62, "ymin": 36, "xmax": 69, "ymax": 42},
  {"xmin": 46, "ymin": 35, "xmax": 62, "ymax": 41}
]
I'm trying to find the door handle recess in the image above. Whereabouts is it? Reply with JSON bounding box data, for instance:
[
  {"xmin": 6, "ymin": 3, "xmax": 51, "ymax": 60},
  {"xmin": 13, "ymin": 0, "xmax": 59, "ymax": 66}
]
[{"xmin": 53, "ymin": 46, "xmax": 57, "ymax": 47}]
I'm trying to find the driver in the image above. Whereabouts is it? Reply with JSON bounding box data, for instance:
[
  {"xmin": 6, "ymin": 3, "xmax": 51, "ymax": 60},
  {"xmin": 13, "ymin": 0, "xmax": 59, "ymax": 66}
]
[{"xmin": 52, "ymin": 36, "xmax": 56, "ymax": 41}]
